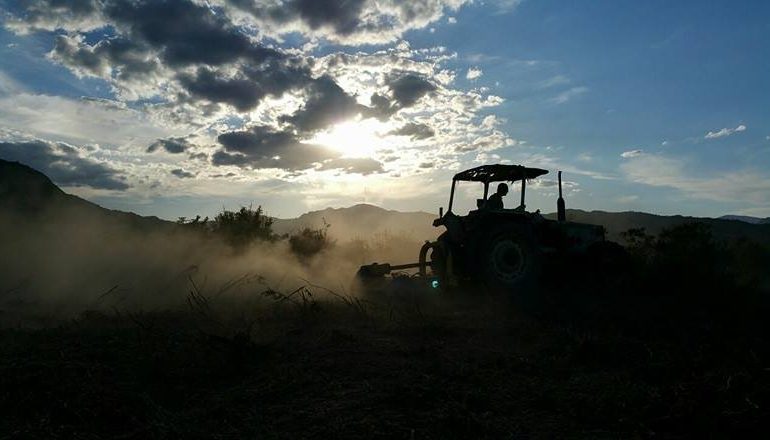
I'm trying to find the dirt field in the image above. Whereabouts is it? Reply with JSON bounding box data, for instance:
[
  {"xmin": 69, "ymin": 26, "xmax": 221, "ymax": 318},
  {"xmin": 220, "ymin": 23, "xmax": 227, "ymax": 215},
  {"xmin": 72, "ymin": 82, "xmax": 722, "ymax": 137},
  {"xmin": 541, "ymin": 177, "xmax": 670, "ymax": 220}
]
[{"xmin": 2, "ymin": 286, "xmax": 768, "ymax": 439}]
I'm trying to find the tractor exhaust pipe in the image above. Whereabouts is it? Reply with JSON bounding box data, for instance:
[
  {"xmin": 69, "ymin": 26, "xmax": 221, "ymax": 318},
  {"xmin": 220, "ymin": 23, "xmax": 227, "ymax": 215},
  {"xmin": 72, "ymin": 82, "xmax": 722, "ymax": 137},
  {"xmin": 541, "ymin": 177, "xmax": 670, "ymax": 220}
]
[{"xmin": 557, "ymin": 171, "xmax": 566, "ymax": 222}]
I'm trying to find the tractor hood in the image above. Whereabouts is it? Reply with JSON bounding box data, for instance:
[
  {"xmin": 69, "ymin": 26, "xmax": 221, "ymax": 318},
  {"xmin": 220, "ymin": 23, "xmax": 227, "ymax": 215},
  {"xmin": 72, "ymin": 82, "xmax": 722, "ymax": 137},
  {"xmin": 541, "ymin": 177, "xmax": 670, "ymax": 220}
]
[{"xmin": 453, "ymin": 164, "xmax": 548, "ymax": 183}]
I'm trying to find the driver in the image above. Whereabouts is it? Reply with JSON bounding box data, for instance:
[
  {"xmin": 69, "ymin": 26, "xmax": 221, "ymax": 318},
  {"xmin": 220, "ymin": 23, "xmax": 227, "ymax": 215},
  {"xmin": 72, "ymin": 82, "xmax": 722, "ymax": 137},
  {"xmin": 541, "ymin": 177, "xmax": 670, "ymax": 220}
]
[{"xmin": 484, "ymin": 182, "xmax": 508, "ymax": 210}]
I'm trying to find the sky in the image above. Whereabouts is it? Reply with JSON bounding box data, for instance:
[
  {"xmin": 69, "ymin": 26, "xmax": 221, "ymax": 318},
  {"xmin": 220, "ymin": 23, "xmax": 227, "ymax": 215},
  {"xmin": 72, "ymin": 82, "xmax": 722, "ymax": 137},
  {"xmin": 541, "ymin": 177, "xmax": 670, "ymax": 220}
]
[{"xmin": 0, "ymin": 0, "xmax": 768, "ymax": 220}]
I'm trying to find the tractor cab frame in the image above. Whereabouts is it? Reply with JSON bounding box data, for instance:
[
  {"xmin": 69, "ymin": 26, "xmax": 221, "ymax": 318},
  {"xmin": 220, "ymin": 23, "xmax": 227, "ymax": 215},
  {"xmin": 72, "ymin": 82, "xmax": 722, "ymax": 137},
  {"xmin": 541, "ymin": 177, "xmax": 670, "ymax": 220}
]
[{"xmin": 445, "ymin": 164, "xmax": 549, "ymax": 215}]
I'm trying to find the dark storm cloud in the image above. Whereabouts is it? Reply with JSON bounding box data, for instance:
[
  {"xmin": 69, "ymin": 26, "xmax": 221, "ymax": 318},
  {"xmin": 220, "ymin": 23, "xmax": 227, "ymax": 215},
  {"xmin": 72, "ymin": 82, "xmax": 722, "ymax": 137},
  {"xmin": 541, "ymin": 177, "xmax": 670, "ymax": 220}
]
[
  {"xmin": 30, "ymin": 1, "xmax": 320, "ymax": 111},
  {"xmin": 280, "ymin": 76, "xmax": 364, "ymax": 133},
  {"xmin": 15, "ymin": 0, "xmax": 442, "ymax": 127},
  {"xmin": 178, "ymin": 68, "xmax": 267, "ymax": 112},
  {"xmin": 214, "ymin": 125, "xmax": 341, "ymax": 171},
  {"xmin": 388, "ymin": 74, "xmax": 436, "ymax": 107},
  {"xmin": 146, "ymin": 137, "xmax": 191, "ymax": 154},
  {"xmin": 362, "ymin": 75, "xmax": 437, "ymax": 119},
  {"xmin": 10, "ymin": 0, "xmax": 102, "ymax": 31},
  {"xmin": 0, "ymin": 140, "xmax": 129, "ymax": 190},
  {"xmin": 277, "ymin": 0, "xmax": 367, "ymax": 36},
  {"xmin": 317, "ymin": 157, "xmax": 384, "ymax": 175},
  {"xmin": 225, "ymin": 0, "xmax": 467, "ymax": 44},
  {"xmin": 102, "ymin": 0, "xmax": 281, "ymax": 67},
  {"xmin": 170, "ymin": 168, "xmax": 195, "ymax": 178},
  {"xmin": 366, "ymin": 93, "xmax": 394, "ymax": 120},
  {"xmin": 389, "ymin": 122, "xmax": 435, "ymax": 140},
  {"xmin": 178, "ymin": 62, "xmax": 312, "ymax": 111},
  {"xmin": 16, "ymin": 0, "xmax": 278, "ymax": 66},
  {"xmin": 52, "ymin": 35, "xmax": 158, "ymax": 81}
]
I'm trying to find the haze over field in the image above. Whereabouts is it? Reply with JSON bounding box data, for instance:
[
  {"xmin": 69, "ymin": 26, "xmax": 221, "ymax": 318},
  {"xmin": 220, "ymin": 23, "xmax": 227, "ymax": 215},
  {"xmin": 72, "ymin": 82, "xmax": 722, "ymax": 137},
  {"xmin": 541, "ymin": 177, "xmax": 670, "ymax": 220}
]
[{"xmin": 1, "ymin": 0, "xmax": 769, "ymax": 220}]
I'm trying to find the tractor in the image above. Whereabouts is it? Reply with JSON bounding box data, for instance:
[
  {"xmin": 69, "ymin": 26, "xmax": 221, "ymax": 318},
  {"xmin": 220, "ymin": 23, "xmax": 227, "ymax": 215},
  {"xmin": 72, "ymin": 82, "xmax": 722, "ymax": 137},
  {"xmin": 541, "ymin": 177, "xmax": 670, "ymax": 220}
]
[{"xmin": 356, "ymin": 164, "xmax": 620, "ymax": 296}]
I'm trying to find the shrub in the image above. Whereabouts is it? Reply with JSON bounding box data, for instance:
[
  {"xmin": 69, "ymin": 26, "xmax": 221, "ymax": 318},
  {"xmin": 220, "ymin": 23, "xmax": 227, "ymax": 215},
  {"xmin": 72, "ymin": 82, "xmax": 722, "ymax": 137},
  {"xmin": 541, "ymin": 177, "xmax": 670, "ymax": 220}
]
[
  {"xmin": 289, "ymin": 222, "xmax": 333, "ymax": 260},
  {"xmin": 177, "ymin": 205, "xmax": 274, "ymax": 249}
]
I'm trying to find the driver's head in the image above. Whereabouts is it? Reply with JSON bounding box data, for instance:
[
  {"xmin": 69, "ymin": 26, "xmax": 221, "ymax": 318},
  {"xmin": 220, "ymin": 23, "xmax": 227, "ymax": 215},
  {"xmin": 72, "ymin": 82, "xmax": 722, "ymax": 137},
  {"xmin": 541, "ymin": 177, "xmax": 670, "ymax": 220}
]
[{"xmin": 497, "ymin": 182, "xmax": 509, "ymax": 196}]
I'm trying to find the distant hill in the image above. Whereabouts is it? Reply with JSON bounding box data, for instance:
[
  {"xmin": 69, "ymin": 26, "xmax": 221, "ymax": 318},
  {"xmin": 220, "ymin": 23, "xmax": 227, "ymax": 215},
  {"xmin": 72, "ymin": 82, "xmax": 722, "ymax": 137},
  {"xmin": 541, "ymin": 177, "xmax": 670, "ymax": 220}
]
[
  {"xmin": 0, "ymin": 159, "xmax": 172, "ymax": 232},
  {"xmin": 3, "ymin": 158, "xmax": 769, "ymax": 246},
  {"xmin": 544, "ymin": 209, "xmax": 770, "ymax": 247},
  {"xmin": 719, "ymin": 215, "xmax": 770, "ymax": 225},
  {"xmin": 272, "ymin": 204, "xmax": 438, "ymax": 241}
]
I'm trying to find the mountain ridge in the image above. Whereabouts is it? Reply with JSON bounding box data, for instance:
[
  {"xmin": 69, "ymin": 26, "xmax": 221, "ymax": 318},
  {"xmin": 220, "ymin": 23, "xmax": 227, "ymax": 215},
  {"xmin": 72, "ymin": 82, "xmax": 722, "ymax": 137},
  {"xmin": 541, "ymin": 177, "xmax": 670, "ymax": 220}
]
[{"xmin": 3, "ymin": 159, "xmax": 769, "ymax": 245}]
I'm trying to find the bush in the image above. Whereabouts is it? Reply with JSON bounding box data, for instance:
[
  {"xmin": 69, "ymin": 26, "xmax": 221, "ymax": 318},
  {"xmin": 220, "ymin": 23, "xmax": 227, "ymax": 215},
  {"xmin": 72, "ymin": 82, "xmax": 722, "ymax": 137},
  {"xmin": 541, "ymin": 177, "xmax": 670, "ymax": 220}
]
[
  {"xmin": 213, "ymin": 206, "xmax": 274, "ymax": 249},
  {"xmin": 289, "ymin": 223, "xmax": 333, "ymax": 260},
  {"xmin": 619, "ymin": 222, "xmax": 770, "ymax": 303},
  {"xmin": 178, "ymin": 206, "xmax": 274, "ymax": 249}
]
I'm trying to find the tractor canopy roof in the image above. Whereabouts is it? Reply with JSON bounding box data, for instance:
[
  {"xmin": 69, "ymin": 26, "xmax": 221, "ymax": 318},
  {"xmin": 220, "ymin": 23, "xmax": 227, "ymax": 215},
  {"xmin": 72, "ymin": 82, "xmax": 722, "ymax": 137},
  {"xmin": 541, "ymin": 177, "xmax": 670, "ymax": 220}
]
[{"xmin": 453, "ymin": 164, "xmax": 548, "ymax": 183}]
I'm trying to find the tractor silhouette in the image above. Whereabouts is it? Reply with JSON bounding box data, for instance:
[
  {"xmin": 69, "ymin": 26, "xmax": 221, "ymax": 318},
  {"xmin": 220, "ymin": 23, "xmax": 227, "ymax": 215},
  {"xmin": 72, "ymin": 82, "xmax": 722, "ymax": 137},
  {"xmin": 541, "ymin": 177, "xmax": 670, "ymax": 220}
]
[{"xmin": 357, "ymin": 164, "xmax": 622, "ymax": 296}]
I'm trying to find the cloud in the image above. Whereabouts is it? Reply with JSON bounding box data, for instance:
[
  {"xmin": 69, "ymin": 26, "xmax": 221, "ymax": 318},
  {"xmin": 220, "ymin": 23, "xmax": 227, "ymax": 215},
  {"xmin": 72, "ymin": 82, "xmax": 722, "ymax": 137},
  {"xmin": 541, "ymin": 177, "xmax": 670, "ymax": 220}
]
[
  {"xmin": 537, "ymin": 75, "xmax": 570, "ymax": 89},
  {"xmin": 493, "ymin": 0, "xmax": 525, "ymax": 13},
  {"xmin": 147, "ymin": 137, "xmax": 192, "ymax": 154},
  {"xmin": 621, "ymin": 153, "xmax": 770, "ymax": 206},
  {"xmin": 388, "ymin": 123, "xmax": 435, "ymax": 140},
  {"xmin": 280, "ymin": 76, "xmax": 364, "ymax": 133},
  {"xmin": 213, "ymin": 125, "xmax": 385, "ymax": 175},
  {"xmin": 388, "ymin": 73, "xmax": 437, "ymax": 108},
  {"xmin": 620, "ymin": 149, "xmax": 643, "ymax": 158},
  {"xmin": 0, "ymin": 93, "xmax": 180, "ymax": 149},
  {"xmin": 12, "ymin": 0, "xmax": 471, "ymax": 46},
  {"xmin": 466, "ymin": 67, "xmax": 483, "ymax": 81},
  {"xmin": 5, "ymin": 0, "xmax": 104, "ymax": 34},
  {"xmin": 51, "ymin": 34, "xmax": 159, "ymax": 82},
  {"xmin": 223, "ymin": 0, "xmax": 470, "ymax": 45},
  {"xmin": 5, "ymin": 0, "xmax": 516, "ymax": 187},
  {"xmin": 170, "ymin": 168, "xmax": 195, "ymax": 178},
  {"xmin": 549, "ymin": 86, "xmax": 588, "ymax": 104},
  {"xmin": 0, "ymin": 139, "xmax": 129, "ymax": 190},
  {"xmin": 317, "ymin": 157, "xmax": 384, "ymax": 175},
  {"xmin": 213, "ymin": 125, "xmax": 341, "ymax": 171},
  {"xmin": 705, "ymin": 124, "xmax": 747, "ymax": 139}
]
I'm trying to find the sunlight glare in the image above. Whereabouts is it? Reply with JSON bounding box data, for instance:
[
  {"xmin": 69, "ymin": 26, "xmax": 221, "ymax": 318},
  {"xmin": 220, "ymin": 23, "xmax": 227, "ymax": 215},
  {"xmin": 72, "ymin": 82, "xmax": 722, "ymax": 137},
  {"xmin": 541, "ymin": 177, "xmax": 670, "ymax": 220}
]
[{"xmin": 310, "ymin": 119, "xmax": 391, "ymax": 157}]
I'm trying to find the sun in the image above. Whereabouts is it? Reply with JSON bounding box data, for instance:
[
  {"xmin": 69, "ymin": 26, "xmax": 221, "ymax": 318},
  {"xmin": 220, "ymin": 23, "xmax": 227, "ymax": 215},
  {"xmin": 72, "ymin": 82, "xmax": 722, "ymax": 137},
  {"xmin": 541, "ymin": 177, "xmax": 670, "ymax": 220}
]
[{"xmin": 310, "ymin": 118, "xmax": 391, "ymax": 157}]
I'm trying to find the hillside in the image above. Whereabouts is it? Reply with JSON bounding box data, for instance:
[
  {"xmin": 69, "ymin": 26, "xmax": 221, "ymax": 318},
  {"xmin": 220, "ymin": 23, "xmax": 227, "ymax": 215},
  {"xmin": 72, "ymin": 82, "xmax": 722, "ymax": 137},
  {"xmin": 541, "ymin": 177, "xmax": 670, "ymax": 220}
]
[
  {"xmin": 547, "ymin": 209, "xmax": 770, "ymax": 246},
  {"xmin": 272, "ymin": 204, "xmax": 438, "ymax": 241},
  {"xmin": 719, "ymin": 215, "xmax": 770, "ymax": 224},
  {"xmin": 0, "ymin": 159, "xmax": 172, "ymax": 232}
]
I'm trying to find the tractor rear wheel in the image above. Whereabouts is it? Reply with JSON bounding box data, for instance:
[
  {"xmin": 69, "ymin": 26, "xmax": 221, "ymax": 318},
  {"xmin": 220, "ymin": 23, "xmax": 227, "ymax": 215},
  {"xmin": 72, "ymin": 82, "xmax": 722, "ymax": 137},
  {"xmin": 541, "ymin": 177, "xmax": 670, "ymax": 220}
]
[{"xmin": 478, "ymin": 226, "xmax": 541, "ymax": 294}]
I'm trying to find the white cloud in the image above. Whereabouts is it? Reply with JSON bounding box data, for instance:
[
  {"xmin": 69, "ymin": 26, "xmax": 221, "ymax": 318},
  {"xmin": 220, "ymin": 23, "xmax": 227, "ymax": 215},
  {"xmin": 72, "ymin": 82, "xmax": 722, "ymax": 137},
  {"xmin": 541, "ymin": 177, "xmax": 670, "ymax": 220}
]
[
  {"xmin": 549, "ymin": 86, "xmax": 588, "ymax": 104},
  {"xmin": 620, "ymin": 149, "xmax": 643, "ymax": 158},
  {"xmin": 705, "ymin": 124, "xmax": 746, "ymax": 139},
  {"xmin": 493, "ymin": 0, "xmax": 525, "ymax": 13},
  {"xmin": 0, "ymin": 71, "xmax": 23, "ymax": 96},
  {"xmin": 0, "ymin": 93, "xmax": 183, "ymax": 150},
  {"xmin": 621, "ymin": 153, "xmax": 770, "ymax": 207},
  {"xmin": 466, "ymin": 67, "xmax": 483, "ymax": 81},
  {"xmin": 537, "ymin": 75, "xmax": 570, "ymax": 89},
  {"xmin": 447, "ymin": 17, "xmax": 457, "ymax": 24}
]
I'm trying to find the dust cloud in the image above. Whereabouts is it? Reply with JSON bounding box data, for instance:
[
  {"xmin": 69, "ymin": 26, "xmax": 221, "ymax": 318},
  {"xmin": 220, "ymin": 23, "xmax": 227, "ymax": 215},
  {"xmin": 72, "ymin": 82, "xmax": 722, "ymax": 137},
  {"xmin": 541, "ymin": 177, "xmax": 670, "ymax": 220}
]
[{"xmin": 0, "ymin": 205, "xmax": 425, "ymax": 323}]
